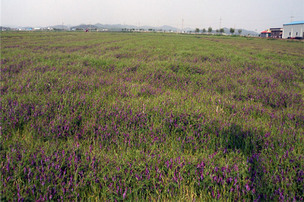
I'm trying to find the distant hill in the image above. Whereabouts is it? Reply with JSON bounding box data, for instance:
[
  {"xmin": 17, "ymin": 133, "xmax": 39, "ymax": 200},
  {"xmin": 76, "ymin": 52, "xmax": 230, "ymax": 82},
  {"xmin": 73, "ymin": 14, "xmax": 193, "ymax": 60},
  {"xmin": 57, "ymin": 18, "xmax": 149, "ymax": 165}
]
[
  {"xmin": 1, "ymin": 23, "xmax": 259, "ymax": 35},
  {"xmin": 50, "ymin": 25, "xmax": 70, "ymax": 30},
  {"xmin": 93, "ymin": 23, "xmax": 179, "ymax": 31},
  {"xmin": 71, "ymin": 24, "xmax": 98, "ymax": 30},
  {"xmin": 158, "ymin": 25, "xmax": 179, "ymax": 31}
]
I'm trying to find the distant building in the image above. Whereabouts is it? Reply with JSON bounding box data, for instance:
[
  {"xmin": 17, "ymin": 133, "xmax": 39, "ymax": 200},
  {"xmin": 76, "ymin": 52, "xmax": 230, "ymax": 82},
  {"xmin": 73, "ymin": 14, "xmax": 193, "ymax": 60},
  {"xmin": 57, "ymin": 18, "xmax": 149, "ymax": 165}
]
[
  {"xmin": 270, "ymin": 28, "xmax": 282, "ymax": 38},
  {"xmin": 282, "ymin": 21, "xmax": 304, "ymax": 39},
  {"xmin": 0, "ymin": 26, "xmax": 11, "ymax": 31},
  {"xmin": 260, "ymin": 30, "xmax": 271, "ymax": 38}
]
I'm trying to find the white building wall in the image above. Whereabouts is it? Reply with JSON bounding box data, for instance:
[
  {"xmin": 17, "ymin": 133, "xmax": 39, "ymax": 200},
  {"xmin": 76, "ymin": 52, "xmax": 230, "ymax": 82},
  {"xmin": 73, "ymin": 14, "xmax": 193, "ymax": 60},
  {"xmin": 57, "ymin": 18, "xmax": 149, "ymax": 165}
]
[{"xmin": 283, "ymin": 24, "xmax": 304, "ymax": 39}]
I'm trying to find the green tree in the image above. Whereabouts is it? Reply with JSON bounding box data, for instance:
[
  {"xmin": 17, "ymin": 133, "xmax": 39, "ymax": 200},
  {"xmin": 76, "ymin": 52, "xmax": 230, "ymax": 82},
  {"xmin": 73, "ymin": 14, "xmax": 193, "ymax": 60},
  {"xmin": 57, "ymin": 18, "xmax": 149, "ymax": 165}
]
[
  {"xmin": 230, "ymin": 28, "xmax": 235, "ymax": 35},
  {"xmin": 202, "ymin": 28, "xmax": 206, "ymax": 33},
  {"xmin": 238, "ymin": 29, "xmax": 242, "ymax": 35},
  {"xmin": 195, "ymin": 28, "xmax": 200, "ymax": 33},
  {"xmin": 220, "ymin": 28, "xmax": 225, "ymax": 34},
  {"xmin": 208, "ymin": 27, "xmax": 212, "ymax": 33}
]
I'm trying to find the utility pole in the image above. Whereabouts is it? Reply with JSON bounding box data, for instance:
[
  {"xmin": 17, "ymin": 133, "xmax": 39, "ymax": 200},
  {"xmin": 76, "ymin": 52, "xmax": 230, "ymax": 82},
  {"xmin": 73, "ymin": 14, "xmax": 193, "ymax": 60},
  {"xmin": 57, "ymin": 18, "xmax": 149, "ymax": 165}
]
[
  {"xmin": 290, "ymin": 16, "xmax": 294, "ymax": 23},
  {"xmin": 182, "ymin": 18, "xmax": 184, "ymax": 33},
  {"xmin": 219, "ymin": 17, "xmax": 222, "ymax": 29}
]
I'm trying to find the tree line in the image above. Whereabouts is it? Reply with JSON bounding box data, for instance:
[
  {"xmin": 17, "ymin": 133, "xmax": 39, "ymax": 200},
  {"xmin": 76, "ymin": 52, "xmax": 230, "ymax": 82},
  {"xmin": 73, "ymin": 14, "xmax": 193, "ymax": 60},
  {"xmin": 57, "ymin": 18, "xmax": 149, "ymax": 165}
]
[{"xmin": 195, "ymin": 27, "xmax": 242, "ymax": 35}]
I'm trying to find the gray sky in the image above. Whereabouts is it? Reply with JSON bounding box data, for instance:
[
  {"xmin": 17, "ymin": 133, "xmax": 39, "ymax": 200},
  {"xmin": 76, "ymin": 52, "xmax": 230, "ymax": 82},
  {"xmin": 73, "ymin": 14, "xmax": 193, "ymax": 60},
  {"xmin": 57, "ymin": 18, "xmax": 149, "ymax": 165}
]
[{"xmin": 1, "ymin": 0, "xmax": 304, "ymax": 31}]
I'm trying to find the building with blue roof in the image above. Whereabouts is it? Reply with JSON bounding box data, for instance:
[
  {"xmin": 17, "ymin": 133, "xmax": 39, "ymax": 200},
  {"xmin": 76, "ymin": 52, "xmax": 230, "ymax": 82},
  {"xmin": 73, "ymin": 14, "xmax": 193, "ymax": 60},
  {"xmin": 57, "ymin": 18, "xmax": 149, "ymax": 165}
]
[{"xmin": 282, "ymin": 21, "xmax": 304, "ymax": 39}]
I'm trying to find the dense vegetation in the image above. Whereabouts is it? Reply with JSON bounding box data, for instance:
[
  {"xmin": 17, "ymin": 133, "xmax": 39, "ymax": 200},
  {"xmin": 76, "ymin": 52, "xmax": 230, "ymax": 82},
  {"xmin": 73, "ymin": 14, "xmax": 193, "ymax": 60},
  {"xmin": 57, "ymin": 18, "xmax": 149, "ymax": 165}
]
[{"xmin": 1, "ymin": 32, "xmax": 304, "ymax": 201}]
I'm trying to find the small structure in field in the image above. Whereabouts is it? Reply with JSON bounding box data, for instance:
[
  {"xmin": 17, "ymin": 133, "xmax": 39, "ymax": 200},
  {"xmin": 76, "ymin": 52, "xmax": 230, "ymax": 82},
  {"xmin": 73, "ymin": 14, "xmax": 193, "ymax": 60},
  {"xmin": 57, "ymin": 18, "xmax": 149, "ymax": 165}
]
[
  {"xmin": 270, "ymin": 28, "xmax": 282, "ymax": 38},
  {"xmin": 282, "ymin": 21, "xmax": 304, "ymax": 39},
  {"xmin": 260, "ymin": 30, "xmax": 271, "ymax": 38}
]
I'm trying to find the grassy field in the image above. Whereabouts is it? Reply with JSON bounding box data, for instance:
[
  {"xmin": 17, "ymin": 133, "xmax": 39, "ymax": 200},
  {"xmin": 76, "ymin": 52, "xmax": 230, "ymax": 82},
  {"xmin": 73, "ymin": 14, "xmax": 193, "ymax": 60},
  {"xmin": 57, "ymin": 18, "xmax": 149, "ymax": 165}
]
[{"xmin": 1, "ymin": 32, "xmax": 304, "ymax": 201}]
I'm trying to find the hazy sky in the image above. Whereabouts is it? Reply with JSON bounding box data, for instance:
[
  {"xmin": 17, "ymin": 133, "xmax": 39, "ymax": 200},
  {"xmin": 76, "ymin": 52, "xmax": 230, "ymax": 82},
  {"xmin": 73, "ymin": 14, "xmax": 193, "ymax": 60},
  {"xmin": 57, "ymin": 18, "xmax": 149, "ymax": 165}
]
[{"xmin": 1, "ymin": 0, "xmax": 304, "ymax": 31}]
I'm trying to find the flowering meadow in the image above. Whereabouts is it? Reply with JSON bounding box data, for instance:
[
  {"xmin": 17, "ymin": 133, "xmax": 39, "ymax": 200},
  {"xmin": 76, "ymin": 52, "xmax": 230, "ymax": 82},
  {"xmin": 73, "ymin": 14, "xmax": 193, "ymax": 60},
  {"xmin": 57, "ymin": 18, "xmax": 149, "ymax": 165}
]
[{"xmin": 1, "ymin": 32, "xmax": 304, "ymax": 201}]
